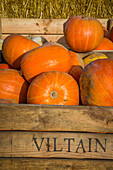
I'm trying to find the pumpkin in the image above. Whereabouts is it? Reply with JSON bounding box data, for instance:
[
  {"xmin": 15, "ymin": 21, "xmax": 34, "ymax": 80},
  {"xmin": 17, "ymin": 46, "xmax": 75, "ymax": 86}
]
[
  {"xmin": 0, "ymin": 99, "xmax": 14, "ymax": 103},
  {"xmin": 2, "ymin": 34, "xmax": 40, "ymax": 70},
  {"xmin": 83, "ymin": 52, "xmax": 108, "ymax": 67},
  {"xmin": 103, "ymin": 26, "xmax": 110, "ymax": 39},
  {"xmin": 69, "ymin": 50, "xmax": 84, "ymax": 68},
  {"xmin": 64, "ymin": 15, "xmax": 104, "ymax": 52},
  {"xmin": 95, "ymin": 37, "xmax": 113, "ymax": 50},
  {"xmin": 21, "ymin": 42, "xmax": 71, "ymax": 82},
  {"xmin": 0, "ymin": 63, "xmax": 11, "ymax": 69},
  {"xmin": 27, "ymin": 71, "xmax": 79, "ymax": 105},
  {"xmin": 68, "ymin": 50, "xmax": 84, "ymax": 84},
  {"xmin": 79, "ymin": 59, "xmax": 113, "ymax": 106},
  {"xmin": 68, "ymin": 65, "xmax": 83, "ymax": 84},
  {"xmin": 0, "ymin": 69, "xmax": 29, "ymax": 103},
  {"xmin": 31, "ymin": 36, "xmax": 48, "ymax": 46}
]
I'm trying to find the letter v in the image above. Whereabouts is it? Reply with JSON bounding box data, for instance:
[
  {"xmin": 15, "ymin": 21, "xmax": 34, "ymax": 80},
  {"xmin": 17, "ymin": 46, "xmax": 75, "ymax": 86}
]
[{"xmin": 33, "ymin": 137, "xmax": 44, "ymax": 151}]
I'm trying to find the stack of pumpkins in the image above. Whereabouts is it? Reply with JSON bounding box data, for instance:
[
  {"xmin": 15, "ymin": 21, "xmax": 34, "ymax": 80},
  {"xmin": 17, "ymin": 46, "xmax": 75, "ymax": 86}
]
[{"xmin": 1, "ymin": 15, "xmax": 113, "ymax": 106}]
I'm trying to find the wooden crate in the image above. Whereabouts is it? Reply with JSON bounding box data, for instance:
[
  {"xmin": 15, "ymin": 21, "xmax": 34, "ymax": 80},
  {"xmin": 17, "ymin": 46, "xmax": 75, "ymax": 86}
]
[{"xmin": 0, "ymin": 18, "xmax": 113, "ymax": 170}]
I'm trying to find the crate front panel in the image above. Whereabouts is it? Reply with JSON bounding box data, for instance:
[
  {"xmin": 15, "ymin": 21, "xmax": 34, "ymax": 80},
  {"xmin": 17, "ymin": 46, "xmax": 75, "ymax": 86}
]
[{"xmin": 0, "ymin": 131, "xmax": 113, "ymax": 159}]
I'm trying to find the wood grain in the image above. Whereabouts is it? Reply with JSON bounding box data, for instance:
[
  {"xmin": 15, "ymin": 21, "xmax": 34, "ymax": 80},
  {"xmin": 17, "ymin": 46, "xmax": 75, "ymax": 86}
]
[
  {"xmin": 0, "ymin": 131, "xmax": 112, "ymax": 159},
  {"xmin": 0, "ymin": 104, "xmax": 113, "ymax": 132},
  {"xmin": 0, "ymin": 18, "xmax": 110, "ymax": 36},
  {"xmin": 0, "ymin": 158, "xmax": 113, "ymax": 170}
]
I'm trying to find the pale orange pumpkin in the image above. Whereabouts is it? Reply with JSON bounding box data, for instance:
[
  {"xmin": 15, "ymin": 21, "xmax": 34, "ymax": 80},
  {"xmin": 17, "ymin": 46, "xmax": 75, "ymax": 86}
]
[{"xmin": 27, "ymin": 71, "xmax": 79, "ymax": 105}]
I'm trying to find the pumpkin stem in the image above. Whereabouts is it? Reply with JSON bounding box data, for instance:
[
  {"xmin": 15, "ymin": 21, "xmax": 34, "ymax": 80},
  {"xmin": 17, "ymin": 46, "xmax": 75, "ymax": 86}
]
[{"xmin": 50, "ymin": 90, "xmax": 58, "ymax": 99}]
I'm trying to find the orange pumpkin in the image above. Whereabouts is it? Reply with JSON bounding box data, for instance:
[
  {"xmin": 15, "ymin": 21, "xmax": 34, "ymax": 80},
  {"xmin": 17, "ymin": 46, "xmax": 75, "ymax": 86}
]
[
  {"xmin": 69, "ymin": 50, "xmax": 84, "ymax": 68},
  {"xmin": 0, "ymin": 63, "xmax": 11, "ymax": 69},
  {"xmin": 2, "ymin": 34, "xmax": 40, "ymax": 70},
  {"xmin": 27, "ymin": 71, "xmax": 79, "ymax": 105},
  {"xmin": 79, "ymin": 59, "xmax": 113, "ymax": 106},
  {"xmin": 95, "ymin": 37, "xmax": 113, "ymax": 50},
  {"xmin": 0, "ymin": 69, "xmax": 29, "ymax": 103},
  {"xmin": 64, "ymin": 15, "xmax": 104, "ymax": 52},
  {"xmin": 68, "ymin": 66, "xmax": 83, "ymax": 84},
  {"xmin": 21, "ymin": 43, "xmax": 71, "ymax": 82}
]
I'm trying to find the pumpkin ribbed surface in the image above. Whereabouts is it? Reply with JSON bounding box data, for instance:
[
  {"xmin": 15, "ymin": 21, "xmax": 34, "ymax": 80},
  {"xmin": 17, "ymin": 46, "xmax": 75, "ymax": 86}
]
[
  {"xmin": 0, "ymin": 69, "xmax": 29, "ymax": 103},
  {"xmin": 64, "ymin": 15, "xmax": 104, "ymax": 52},
  {"xmin": 21, "ymin": 44, "xmax": 71, "ymax": 82},
  {"xmin": 2, "ymin": 34, "xmax": 40, "ymax": 69},
  {"xmin": 27, "ymin": 71, "xmax": 79, "ymax": 105}
]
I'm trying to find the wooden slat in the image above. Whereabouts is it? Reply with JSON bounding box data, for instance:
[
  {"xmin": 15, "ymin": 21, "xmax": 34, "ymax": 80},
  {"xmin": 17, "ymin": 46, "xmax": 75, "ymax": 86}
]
[
  {"xmin": 1, "ymin": 18, "xmax": 66, "ymax": 34},
  {"xmin": 78, "ymin": 50, "xmax": 113, "ymax": 59},
  {"xmin": 0, "ymin": 158, "xmax": 113, "ymax": 170},
  {"xmin": 0, "ymin": 18, "xmax": 110, "ymax": 37},
  {"xmin": 0, "ymin": 104, "xmax": 113, "ymax": 132},
  {"xmin": 0, "ymin": 131, "xmax": 113, "ymax": 159}
]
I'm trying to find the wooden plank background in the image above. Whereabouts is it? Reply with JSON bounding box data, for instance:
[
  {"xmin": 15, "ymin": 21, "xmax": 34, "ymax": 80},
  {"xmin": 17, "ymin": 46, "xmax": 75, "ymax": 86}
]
[{"xmin": 0, "ymin": 104, "xmax": 113, "ymax": 133}]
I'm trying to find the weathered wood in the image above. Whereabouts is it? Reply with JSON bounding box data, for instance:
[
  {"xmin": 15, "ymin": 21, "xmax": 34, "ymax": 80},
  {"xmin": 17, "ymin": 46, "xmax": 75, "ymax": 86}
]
[
  {"xmin": 0, "ymin": 18, "xmax": 110, "ymax": 38},
  {"xmin": 78, "ymin": 50, "xmax": 113, "ymax": 59},
  {"xmin": 0, "ymin": 158, "xmax": 113, "ymax": 170},
  {"xmin": 0, "ymin": 104, "xmax": 113, "ymax": 132},
  {"xmin": 1, "ymin": 18, "xmax": 66, "ymax": 34},
  {"xmin": 0, "ymin": 131, "xmax": 112, "ymax": 159}
]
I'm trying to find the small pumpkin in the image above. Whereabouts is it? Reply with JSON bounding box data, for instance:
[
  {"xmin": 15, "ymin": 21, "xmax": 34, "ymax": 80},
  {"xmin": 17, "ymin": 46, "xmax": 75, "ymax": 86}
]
[
  {"xmin": 79, "ymin": 59, "xmax": 113, "ymax": 106},
  {"xmin": 64, "ymin": 15, "xmax": 104, "ymax": 52},
  {"xmin": 68, "ymin": 50, "xmax": 84, "ymax": 83},
  {"xmin": 95, "ymin": 37, "xmax": 113, "ymax": 50},
  {"xmin": 27, "ymin": 71, "xmax": 79, "ymax": 105},
  {"xmin": 83, "ymin": 52, "xmax": 108, "ymax": 67},
  {"xmin": 2, "ymin": 34, "xmax": 40, "ymax": 70},
  {"xmin": 0, "ymin": 69, "xmax": 29, "ymax": 103},
  {"xmin": 69, "ymin": 50, "xmax": 84, "ymax": 68},
  {"xmin": 0, "ymin": 63, "xmax": 12, "ymax": 69},
  {"xmin": 21, "ymin": 42, "xmax": 71, "ymax": 82}
]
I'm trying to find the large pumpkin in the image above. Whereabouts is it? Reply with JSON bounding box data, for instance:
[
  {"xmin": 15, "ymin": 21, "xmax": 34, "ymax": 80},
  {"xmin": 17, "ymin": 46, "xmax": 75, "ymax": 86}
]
[
  {"xmin": 2, "ymin": 34, "xmax": 40, "ymax": 69},
  {"xmin": 64, "ymin": 15, "xmax": 104, "ymax": 52},
  {"xmin": 95, "ymin": 37, "xmax": 113, "ymax": 50},
  {"xmin": 0, "ymin": 69, "xmax": 29, "ymax": 103},
  {"xmin": 27, "ymin": 71, "xmax": 79, "ymax": 105},
  {"xmin": 21, "ymin": 43, "xmax": 71, "ymax": 82},
  {"xmin": 79, "ymin": 59, "xmax": 113, "ymax": 106}
]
